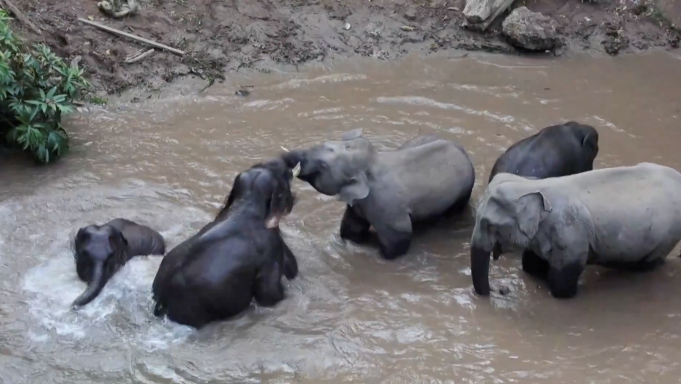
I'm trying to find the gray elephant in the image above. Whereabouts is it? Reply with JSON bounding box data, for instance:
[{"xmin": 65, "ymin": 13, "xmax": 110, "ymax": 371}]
[
  {"xmin": 285, "ymin": 129, "xmax": 475, "ymax": 260},
  {"xmin": 470, "ymin": 162, "xmax": 681, "ymax": 299},
  {"xmin": 73, "ymin": 218, "xmax": 166, "ymax": 308},
  {"xmin": 488, "ymin": 121, "xmax": 599, "ymax": 183}
]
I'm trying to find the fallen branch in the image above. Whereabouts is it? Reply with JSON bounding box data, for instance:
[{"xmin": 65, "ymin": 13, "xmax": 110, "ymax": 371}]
[
  {"xmin": 0, "ymin": 0, "xmax": 42, "ymax": 35},
  {"xmin": 77, "ymin": 18, "xmax": 185, "ymax": 56},
  {"xmin": 124, "ymin": 48, "xmax": 154, "ymax": 63}
]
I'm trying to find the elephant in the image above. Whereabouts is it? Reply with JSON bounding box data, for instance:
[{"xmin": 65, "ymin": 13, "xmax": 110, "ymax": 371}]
[
  {"xmin": 151, "ymin": 154, "xmax": 301, "ymax": 329},
  {"xmin": 284, "ymin": 129, "xmax": 475, "ymax": 260},
  {"xmin": 470, "ymin": 162, "xmax": 681, "ymax": 299},
  {"xmin": 72, "ymin": 218, "xmax": 166, "ymax": 308},
  {"xmin": 488, "ymin": 121, "xmax": 599, "ymax": 183}
]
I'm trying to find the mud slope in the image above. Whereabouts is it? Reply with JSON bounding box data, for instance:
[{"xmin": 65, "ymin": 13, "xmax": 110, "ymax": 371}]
[{"xmin": 8, "ymin": 0, "xmax": 681, "ymax": 94}]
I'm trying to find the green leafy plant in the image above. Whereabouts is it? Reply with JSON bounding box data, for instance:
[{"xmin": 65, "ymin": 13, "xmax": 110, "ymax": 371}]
[{"xmin": 0, "ymin": 9, "xmax": 90, "ymax": 163}]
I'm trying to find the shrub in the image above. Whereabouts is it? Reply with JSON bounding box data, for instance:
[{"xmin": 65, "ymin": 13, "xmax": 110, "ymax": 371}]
[{"xmin": 0, "ymin": 9, "xmax": 90, "ymax": 163}]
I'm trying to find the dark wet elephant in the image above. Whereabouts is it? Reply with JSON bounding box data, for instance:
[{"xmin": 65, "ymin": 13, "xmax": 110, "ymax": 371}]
[
  {"xmin": 488, "ymin": 121, "xmax": 599, "ymax": 183},
  {"xmin": 151, "ymin": 154, "xmax": 300, "ymax": 329},
  {"xmin": 72, "ymin": 218, "xmax": 166, "ymax": 308},
  {"xmin": 283, "ymin": 129, "xmax": 476, "ymax": 260}
]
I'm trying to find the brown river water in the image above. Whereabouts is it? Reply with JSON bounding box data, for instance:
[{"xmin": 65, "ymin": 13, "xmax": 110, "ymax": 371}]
[{"xmin": 2, "ymin": 51, "xmax": 681, "ymax": 384}]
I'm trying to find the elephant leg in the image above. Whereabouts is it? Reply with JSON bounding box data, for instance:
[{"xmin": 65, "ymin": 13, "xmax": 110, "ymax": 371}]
[
  {"xmin": 164, "ymin": 289, "xmax": 211, "ymax": 329},
  {"xmin": 545, "ymin": 225, "xmax": 589, "ymax": 299},
  {"xmin": 622, "ymin": 242, "xmax": 674, "ymax": 272},
  {"xmin": 548, "ymin": 259, "xmax": 585, "ymax": 299},
  {"xmin": 282, "ymin": 242, "xmax": 299, "ymax": 280},
  {"xmin": 254, "ymin": 261, "xmax": 285, "ymax": 307},
  {"xmin": 630, "ymin": 257, "xmax": 666, "ymax": 272},
  {"xmin": 340, "ymin": 205, "xmax": 371, "ymax": 244},
  {"xmin": 522, "ymin": 250, "xmax": 550, "ymax": 279},
  {"xmin": 374, "ymin": 215, "xmax": 413, "ymax": 260},
  {"xmin": 601, "ymin": 258, "xmax": 665, "ymax": 272},
  {"xmin": 443, "ymin": 189, "xmax": 473, "ymax": 217}
]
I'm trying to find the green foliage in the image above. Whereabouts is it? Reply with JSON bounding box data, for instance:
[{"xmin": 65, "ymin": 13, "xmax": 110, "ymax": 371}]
[
  {"xmin": 0, "ymin": 9, "xmax": 90, "ymax": 163},
  {"xmin": 87, "ymin": 95, "xmax": 108, "ymax": 105}
]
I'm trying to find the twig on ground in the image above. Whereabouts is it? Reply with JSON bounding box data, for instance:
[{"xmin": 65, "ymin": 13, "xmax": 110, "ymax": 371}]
[
  {"xmin": 0, "ymin": 0, "xmax": 42, "ymax": 35},
  {"xmin": 124, "ymin": 48, "xmax": 155, "ymax": 63},
  {"xmin": 77, "ymin": 18, "xmax": 185, "ymax": 56}
]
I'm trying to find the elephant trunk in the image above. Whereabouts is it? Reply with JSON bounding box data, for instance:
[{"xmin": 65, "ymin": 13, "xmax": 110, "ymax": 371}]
[
  {"xmin": 470, "ymin": 245, "xmax": 491, "ymax": 296},
  {"xmin": 72, "ymin": 262, "xmax": 106, "ymax": 308},
  {"xmin": 280, "ymin": 149, "xmax": 306, "ymax": 169}
]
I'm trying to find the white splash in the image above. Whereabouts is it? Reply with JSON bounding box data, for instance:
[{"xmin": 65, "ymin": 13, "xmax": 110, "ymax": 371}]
[
  {"xmin": 271, "ymin": 73, "xmax": 368, "ymax": 90},
  {"xmin": 10, "ymin": 179, "xmax": 209, "ymax": 350},
  {"xmin": 376, "ymin": 96, "xmax": 515, "ymax": 124}
]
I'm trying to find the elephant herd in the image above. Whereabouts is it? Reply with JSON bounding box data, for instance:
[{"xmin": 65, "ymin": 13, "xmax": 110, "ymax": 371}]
[{"xmin": 72, "ymin": 121, "xmax": 681, "ymax": 329}]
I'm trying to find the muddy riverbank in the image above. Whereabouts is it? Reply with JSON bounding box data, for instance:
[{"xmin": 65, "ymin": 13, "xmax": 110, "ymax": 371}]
[{"xmin": 6, "ymin": 0, "xmax": 680, "ymax": 96}]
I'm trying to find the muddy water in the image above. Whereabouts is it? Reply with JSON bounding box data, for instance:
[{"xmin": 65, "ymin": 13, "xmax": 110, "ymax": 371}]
[{"xmin": 2, "ymin": 52, "xmax": 681, "ymax": 384}]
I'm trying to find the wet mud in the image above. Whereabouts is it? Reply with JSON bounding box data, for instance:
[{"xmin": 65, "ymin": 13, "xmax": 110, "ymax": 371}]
[{"xmin": 6, "ymin": 0, "xmax": 680, "ymax": 95}]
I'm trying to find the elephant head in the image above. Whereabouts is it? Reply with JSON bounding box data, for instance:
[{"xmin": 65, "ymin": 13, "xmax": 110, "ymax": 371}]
[
  {"xmin": 72, "ymin": 224, "xmax": 129, "ymax": 308},
  {"xmin": 216, "ymin": 155, "xmax": 301, "ymax": 230},
  {"xmin": 284, "ymin": 128, "xmax": 374, "ymax": 206},
  {"xmin": 470, "ymin": 174, "xmax": 553, "ymax": 295}
]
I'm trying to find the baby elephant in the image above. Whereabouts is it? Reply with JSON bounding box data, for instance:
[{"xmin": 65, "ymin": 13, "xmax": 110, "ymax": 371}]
[
  {"xmin": 488, "ymin": 121, "xmax": 599, "ymax": 183},
  {"xmin": 73, "ymin": 218, "xmax": 166, "ymax": 308},
  {"xmin": 151, "ymin": 155, "xmax": 301, "ymax": 329}
]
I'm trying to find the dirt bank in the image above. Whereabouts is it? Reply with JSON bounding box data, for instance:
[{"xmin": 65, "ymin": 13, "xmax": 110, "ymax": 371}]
[{"xmin": 7, "ymin": 0, "xmax": 680, "ymax": 96}]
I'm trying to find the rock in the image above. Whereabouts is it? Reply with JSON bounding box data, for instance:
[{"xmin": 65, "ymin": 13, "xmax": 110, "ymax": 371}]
[
  {"xmin": 463, "ymin": 0, "xmax": 493, "ymax": 24},
  {"xmin": 462, "ymin": 0, "xmax": 515, "ymax": 31},
  {"xmin": 502, "ymin": 6, "xmax": 560, "ymax": 51},
  {"xmin": 404, "ymin": 7, "xmax": 418, "ymax": 21}
]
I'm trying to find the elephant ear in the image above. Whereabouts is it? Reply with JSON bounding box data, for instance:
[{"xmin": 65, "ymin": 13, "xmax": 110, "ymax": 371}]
[
  {"xmin": 582, "ymin": 132, "xmax": 592, "ymax": 146},
  {"xmin": 73, "ymin": 227, "xmax": 87, "ymax": 259},
  {"xmin": 108, "ymin": 227, "xmax": 129, "ymax": 263},
  {"xmin": 338, "ymin": 171, "xmax": 370, "ymax": 206},
  {"xmin": 516, "ymin": 190, "xmax": 552, "ymax": 239},
  {"xmin": 341, "ymin": 128, "xmax": 364, "ymax": 141}
]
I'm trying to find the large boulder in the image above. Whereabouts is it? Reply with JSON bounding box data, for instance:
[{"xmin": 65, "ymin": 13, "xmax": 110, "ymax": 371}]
[{"xmin": 502, "ymin": 6, "xmax": 560, "ymax": 51}]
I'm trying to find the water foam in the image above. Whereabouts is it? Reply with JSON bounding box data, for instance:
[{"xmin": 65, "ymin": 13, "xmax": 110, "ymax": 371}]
[
  {"xmin": 10, "ymin": 179, "xmax": 210, "ymax": 350},
  {"xmin": 376, "ymin": 96, "xmax": 515, "ymax": 124}
]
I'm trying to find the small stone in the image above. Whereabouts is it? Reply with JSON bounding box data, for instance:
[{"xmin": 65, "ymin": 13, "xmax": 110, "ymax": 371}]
[
  {"xmin": 502, "ymin": 6, "xmax": 560, "ymax": 51},
  {"xmin": 235, "ymin": 89, "xmax": 250, "ymax": 97}
]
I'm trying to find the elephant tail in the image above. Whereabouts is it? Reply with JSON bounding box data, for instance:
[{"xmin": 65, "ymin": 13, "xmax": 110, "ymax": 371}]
[{"xmin": 72, "ymin": 262, "xmax": 106, "ymax": 308}]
